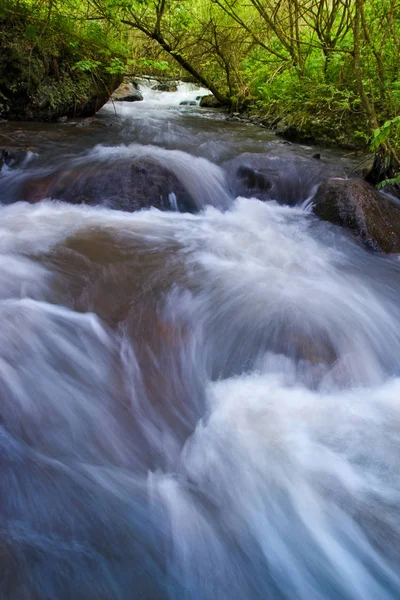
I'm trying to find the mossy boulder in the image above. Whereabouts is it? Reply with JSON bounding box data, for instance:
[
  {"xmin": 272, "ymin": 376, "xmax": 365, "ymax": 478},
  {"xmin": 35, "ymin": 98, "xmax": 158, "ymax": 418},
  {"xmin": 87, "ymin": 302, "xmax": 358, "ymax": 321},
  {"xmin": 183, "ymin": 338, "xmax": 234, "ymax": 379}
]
[
  {"xmin": 248, "ymin": 92, "xmax": 369, "ymax": 150},
  {"xmin": 200, "ymin": 95, "xmax": 223, "ymax": 108},
  {"xmin": 0, "ymin": 10, "xmax": 122, "ymax": 121}
]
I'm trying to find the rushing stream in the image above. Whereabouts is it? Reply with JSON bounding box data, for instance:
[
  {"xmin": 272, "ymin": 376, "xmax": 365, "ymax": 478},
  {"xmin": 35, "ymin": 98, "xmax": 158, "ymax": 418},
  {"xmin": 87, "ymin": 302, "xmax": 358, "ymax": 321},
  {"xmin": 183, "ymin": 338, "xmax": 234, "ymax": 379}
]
[{"xmin": 1, "ymin": 80, "xmax": 400, "ymax": 599}]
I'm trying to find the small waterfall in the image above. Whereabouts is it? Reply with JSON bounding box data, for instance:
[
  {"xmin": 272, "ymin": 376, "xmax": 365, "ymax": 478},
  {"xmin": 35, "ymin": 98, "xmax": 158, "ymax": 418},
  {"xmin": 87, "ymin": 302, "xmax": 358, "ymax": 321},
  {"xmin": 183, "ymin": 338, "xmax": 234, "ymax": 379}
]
[
  {"xmin": 1, "ymin": 144, "xmax": 231, "ymax": 211},
  {"xmin": 138, "ymin": 78, "xmax": 210, "ymax": 105}
]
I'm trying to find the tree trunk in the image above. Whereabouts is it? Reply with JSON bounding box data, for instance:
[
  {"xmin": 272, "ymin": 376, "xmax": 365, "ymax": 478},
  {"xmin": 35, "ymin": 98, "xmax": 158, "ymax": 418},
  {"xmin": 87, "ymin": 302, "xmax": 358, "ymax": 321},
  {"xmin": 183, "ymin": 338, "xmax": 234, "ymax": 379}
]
[
  {"xmin": 353, "ymin": 0, "xmax": 378, "ymax": 130},
  {"xmin": 121, "ymin": 19, "xmax": 229, "ymax": 105}
]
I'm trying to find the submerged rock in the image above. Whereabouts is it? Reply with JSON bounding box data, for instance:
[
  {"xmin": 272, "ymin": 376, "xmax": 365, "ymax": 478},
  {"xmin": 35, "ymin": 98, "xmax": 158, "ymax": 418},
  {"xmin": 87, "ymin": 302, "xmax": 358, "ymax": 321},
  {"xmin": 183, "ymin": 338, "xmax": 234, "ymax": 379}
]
[
  {"xmin": 0, "ymin": 148, "xmax": 11, "ymax": 171},
  {"xmin": 223, "ymin": 151, "xmax": 337, "ymax": 205},
  {"xmin": 179, "ymin": 101, "xmax": 197, "ymax": 106},
  {"xmin": 312, "ymin": 177, "xmax": 400, "ymax": 253},
  {"xmin": 226, "ymin": 115, "xmax": 243, "ymax": 122},
  {"xmin": 0, "ymin": 147, "xmax": 31, "ymax": 171},
  {"xmin": 21, "ymin": 158, "xmax": 197, "ymax": 213},
  {"xmin": 152, "ymin": 82, "xmax": 178, "ymax": 92},
  {"xmin": 76, "ymin": 117, "xmax": 113, "ymax": 128},
  {"xmin": 111, "ymin": 83, "xmax": 143, "ymax": 102}
]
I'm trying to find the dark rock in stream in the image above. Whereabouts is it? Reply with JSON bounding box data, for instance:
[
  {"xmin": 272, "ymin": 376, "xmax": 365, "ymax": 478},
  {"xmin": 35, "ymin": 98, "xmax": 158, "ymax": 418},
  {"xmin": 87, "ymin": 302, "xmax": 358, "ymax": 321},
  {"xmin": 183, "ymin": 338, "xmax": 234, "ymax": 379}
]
[
  {"xmin": 152, "ymin": 83, "xmax": 178, "ymax": 92},
  {"xmin": 226, "ymin": 115, "xmax": 243, "ymax": 122},
  {"xmin": 0, "ymin": 148, "xmax": 11, "ymax": 171},
  {"xmin": 21, "ymin": 159, "xmax": 197, "ymax": 213},
  {"xmin": 76, "ymin": 117, "xmax": 113, "ymax": 128},
  {"xmin": 312, "ymin": 177, "xmax": 400, "ymax": 253},
  {"xmin": 0, "ymin": 147, "xmax": 31, "ymax": 171},
  {"xmin": 223, "ymin": 151, "xmax": 338, "ymax": 205},
  {"xmin": 200, "ymin": 95, "xmax": 224, "ymax": 108}
]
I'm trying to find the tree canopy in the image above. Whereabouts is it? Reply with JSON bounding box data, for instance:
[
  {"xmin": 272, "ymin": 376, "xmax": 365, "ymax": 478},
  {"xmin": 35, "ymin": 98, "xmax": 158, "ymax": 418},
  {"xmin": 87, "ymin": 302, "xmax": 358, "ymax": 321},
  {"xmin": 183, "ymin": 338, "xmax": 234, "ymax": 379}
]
[{"xmin": 3, "ymin": 0, "xmax": 400, "ymax": 180}]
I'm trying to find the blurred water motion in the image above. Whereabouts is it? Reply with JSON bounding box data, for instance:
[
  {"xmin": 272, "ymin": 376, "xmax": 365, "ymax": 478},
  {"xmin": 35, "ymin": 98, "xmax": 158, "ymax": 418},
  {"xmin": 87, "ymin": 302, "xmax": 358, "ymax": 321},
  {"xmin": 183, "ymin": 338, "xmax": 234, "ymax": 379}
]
[{"xmin": 1, "ymin": 82, "xmax": 400, "ymax": 599}]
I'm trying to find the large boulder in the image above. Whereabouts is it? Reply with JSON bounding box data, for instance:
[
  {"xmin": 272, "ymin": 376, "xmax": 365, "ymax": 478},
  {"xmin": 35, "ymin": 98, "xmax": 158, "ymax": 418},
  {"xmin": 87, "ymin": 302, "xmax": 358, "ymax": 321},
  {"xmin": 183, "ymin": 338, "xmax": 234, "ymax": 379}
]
[
  {"xmin": 111, "ymin": 83, "xmax": 143, "ymax": 102},
  {"xmin": 20, "ymin": 158, "xmax": 197, "ymax": 213},
  {"xmin": 223, "ymin": 151, "xmax": 337, "ymax": 205},
  {"xmin": 312, "ymin": 177, "xmax": 400, "ymax": 252}
]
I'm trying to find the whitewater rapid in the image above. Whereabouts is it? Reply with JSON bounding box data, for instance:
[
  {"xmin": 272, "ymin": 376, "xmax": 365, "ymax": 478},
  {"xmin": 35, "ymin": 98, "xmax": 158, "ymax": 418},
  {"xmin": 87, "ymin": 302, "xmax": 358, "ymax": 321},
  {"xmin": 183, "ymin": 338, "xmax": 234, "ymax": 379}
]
[{"xmin": 1, "ymin": 82, "xmax": 400, "ymax": 599}]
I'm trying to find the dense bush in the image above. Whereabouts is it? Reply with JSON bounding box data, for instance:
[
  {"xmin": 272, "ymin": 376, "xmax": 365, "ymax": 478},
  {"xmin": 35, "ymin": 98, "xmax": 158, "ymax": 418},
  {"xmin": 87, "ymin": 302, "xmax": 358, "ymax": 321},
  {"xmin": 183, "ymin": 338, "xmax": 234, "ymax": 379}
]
[{"xmin": 0, "ymin": 0, "xmax": 126, "ymax": 120}]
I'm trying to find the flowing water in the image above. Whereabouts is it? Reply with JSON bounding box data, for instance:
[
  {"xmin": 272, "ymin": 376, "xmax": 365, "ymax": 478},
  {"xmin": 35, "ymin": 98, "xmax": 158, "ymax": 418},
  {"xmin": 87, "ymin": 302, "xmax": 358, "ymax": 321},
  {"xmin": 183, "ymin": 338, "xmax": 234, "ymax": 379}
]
[{"xmin": 1, "ymin": 81, "xmax": 400, "ymax": 600}]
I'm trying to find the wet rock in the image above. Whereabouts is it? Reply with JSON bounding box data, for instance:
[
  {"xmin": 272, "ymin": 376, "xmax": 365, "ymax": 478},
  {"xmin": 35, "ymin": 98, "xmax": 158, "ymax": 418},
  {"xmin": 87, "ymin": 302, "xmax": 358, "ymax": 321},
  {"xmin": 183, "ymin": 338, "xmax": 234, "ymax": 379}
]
[
  {"xmin": 0, "ymin": 147, "xmax": 30, "ymax": 171},
  {"xmin": 380, "ymin": 183, "xmax": 400, "ymax": 201},
  {"xmin": 151, "ymin": 82, "xmax": 178, "ymax": 92},
  {"xmin": 1, "ymin": 63, "xmax": 121, "ymax": 122},
  {"xmin": 76, "ymin": 117, "xmax": 113, "ymax": 128},
  {"xmin": 111, "ymin": 83, "xmax": 143, "ymax": 102},
  {"xmin": 21, "ymin": 158, "xmax": 197, "ymax": 213},
  {"xmin": 179, "ymin": 101, "xmax": 197, "ymax": 106},
  {"xmin": 223, "ymin": 151, "xmax": 337, "ymax": 205},
  {"xmin": 199, "ymin": 95, "xmax": 223, "ymax": 108},
  {"xmin": 312, "ymin": 177, "xmax": 400, "ymax": 253},
  {"xmin": 352, "ymin": 154, "xmax": 375, "ymax": 179},
  {"xmin": 0, "ymin": 148, "xmax": 9, "ymax": 171},
  {"xmin": 57, "ymin": 116, "xmax": 68, "ymax": 124}
]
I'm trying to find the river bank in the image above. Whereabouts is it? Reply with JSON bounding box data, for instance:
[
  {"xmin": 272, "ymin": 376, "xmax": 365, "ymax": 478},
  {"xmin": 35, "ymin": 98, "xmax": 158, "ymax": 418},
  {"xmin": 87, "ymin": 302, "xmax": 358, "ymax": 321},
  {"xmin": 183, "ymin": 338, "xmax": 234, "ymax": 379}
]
[
  {"xmin": 242, "ymin": 102, "xmax": 369, "ymax": 151},
  {"xmin": 0, "ymin": 2, "xmax": 123, "ymax": 122},
  {"xmin": 198, "ymin": 88, "xmax": 369, "ymax": 152}
]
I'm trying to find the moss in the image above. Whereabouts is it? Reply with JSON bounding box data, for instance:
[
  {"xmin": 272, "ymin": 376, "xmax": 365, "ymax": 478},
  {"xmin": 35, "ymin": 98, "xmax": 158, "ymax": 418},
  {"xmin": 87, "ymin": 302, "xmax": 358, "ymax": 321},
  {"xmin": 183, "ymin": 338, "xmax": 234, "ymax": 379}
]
[
  {"xmin": 244, "ymin": 106, "xmax": 367, "ymax": 150},
  {"xmin": 243, "ymin": 79, "xmax": 371, "ymax": 150},
  {"xmin": 0, "ymin": 6, "xmax": 123, "ymax": 121}
]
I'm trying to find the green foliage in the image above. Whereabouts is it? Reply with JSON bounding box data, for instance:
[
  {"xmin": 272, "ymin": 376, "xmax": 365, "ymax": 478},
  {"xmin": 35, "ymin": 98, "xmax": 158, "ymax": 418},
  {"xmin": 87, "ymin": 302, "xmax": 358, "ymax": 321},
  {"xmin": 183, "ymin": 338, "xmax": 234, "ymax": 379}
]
[
  {"xmin": 137, "ymin": 57, "xmax": 170, "ymax": 71},
  {"xmin": 105, "ymin": 57, "xmax": 126, "ymax": 74},
  {"xmin": 371, "ymin": 117, "xmax": 400, "ymax": 152},
  {"xmin": 370, "ymin": 117, "xmax": 400, "ymax": 188},
  {"xmin": 72, "ymin": 57, "xmax": 126, "ymax": 75},
  {"xmin": 0, "ymin": 0, "xmax": 125, "ymax": 120},
  {"xmin": 72, "ymin": 59, "xmax": 102, "ymax": 72},
  {"xmin": 377, "ymin": 175, "xmax": 400, "ymax": 189}
]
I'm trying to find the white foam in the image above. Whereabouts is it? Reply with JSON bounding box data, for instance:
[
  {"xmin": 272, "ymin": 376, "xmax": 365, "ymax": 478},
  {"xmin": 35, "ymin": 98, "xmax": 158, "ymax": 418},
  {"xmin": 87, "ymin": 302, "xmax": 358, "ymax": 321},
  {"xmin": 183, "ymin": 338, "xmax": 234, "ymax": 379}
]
[{"xmin": 0, "ymin": 195, "xmax": 400, "ymax": 598}]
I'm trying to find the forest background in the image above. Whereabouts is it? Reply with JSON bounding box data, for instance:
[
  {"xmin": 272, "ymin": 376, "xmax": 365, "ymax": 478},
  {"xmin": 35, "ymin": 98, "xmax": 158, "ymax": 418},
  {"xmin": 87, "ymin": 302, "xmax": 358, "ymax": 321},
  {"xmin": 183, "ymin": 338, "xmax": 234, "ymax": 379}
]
[{"xmin": 1, "ymin": 0, "xmax": 400, "ymax": 184}]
